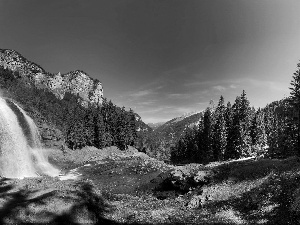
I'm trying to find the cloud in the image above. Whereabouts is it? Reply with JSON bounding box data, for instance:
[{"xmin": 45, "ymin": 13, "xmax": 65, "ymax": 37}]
[
  {"xmin": 138, "ymin": 106, "xmax": 173, "ymax": 114},
  {"xmin": 212, "ymin": 85, "xmax": 226, "ymax": 91},
  {"xmin": 136, "ymin": 100, "xmax": 157, "ymax": 106},
  {"xmin": 184, "ymin": 80, "xmax": 215, "ymax": 87},
  {"xmin": 129, "ymin": 90, "xmax": 153, "ymax": 98},
  {"xmin": 233, "ymin": 78, "xmax": 288, "ymax": 93},
  {"xmin": 167, "ymin": 93, "xmax": 190, "ymax": 99}
]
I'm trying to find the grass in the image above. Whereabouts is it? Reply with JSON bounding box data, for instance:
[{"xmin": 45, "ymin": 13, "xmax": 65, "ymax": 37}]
[{"xmin": 2, "ymin": 148, "xmax": 300, "ymax": 224}]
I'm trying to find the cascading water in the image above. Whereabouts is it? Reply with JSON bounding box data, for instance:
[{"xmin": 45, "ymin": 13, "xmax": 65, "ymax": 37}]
[{"xmin": 0, "ymin": 97, "xmax": 60, "ymax": 178}]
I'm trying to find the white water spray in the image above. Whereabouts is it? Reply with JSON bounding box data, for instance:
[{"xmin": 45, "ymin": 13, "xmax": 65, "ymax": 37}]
[{"xmin": 0, "ymin": 98, "xmax": 60, "ymax": 178}]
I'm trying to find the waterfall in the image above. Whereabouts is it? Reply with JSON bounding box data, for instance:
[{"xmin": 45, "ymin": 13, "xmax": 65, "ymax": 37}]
[{"xmin": 0, "ymin": 98, "xmax": 60, "ymax": 178}]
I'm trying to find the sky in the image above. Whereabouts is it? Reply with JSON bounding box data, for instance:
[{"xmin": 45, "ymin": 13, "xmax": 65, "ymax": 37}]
[{"xmin": 1, "ymin": 0, "xmax": 300, "ymax": 123}]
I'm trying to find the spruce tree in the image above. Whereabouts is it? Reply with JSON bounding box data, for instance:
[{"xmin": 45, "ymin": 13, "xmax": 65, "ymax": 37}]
[
  {"xmin": 224, "ymin": 101, "xmax": 233, "ymax": 160},
  {"xmin": 196, "ymin": 113, "xmax": 205, "ymax": 163},
  {"xmin": 127, "ymin": 108, "xmax": 137, "ymax": 146},
  {"xmin": 227, "ymin": 96, "xmax": 242, "ymax": 159},
  {"xmin": 203, "ymin": 107, "xmax": 213, "ymax": 162},
  {"xmin": 213, "ymin": 96, "xmax": 227, "ymax": 161},
  {"xmin": 289, "ymin": 62, "xmax": 300, "ymax": 155},
  {"xmin": 250, "ymin": 109, "xmax": 267, "ymax": 156},
  {"xmin": 239, "ymin": 90, "xmax": 253, "ymax": 156},
  {"xmin": 94, "ymin": 109, "xmax": 105, "ymax": 149}
]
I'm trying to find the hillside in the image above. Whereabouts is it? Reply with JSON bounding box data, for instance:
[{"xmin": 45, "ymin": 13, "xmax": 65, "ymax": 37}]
[
  {"xmin": 0, "ymin": 49, "xmax": 103, "ymax": 106},
  {"xmin": 154, "ymin": 111, "xmax": 203, "ymax": 143}
]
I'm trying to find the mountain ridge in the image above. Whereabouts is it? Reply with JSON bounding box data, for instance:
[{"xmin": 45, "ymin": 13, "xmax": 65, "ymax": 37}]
[
  {"xmin": 0, "ymin": 49, "xmax": 103, "ymax": 106},
  {"xmin": 153, "ymin": 111, "xmax": 203, "ymax": 143}
]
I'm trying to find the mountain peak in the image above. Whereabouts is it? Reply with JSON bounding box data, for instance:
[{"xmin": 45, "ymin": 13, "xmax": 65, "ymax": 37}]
[{"xmin": 0, "ymin": 48, "xmax": 103, "ymax": 106}]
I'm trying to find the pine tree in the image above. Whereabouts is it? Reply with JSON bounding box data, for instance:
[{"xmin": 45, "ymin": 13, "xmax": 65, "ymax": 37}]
[
  {"xmin": 115, "ymin": 107, "xmax": 127, "ymax": 150},
  {"xmin": 289, "ymin": 62, "xmax": 300, "ymax": 155},
  {"xmin": 224, "ymin": 101, "xmax": 233, "ymax": 160},
  {"xmin": 239, "ymin": 90, "xmax": 253, "ymax": 156},
  {"xmin": 195, "ymin": 113, "xmax": 205, "ymax": 163},
  {"xmin": 226, "ymin": 96, "xmax": 242, "ymax": 159},
  {"xmin": 127, "ymin": 108, "xmax": 137, "ymax": 146},
  {"xmin": 250, "ymin": 109, "xmax": 267, "ymax": 156},
  {"xmin": 213, "ymin": 96, "xmax": 227, "ymax": 161},
  {"xmin": 203, "ymin": 107, "xmax": 213, "ymax": 162},
  {"xmin": 93, "ymin": 108, "xmax": 105, "ymax": 149}
]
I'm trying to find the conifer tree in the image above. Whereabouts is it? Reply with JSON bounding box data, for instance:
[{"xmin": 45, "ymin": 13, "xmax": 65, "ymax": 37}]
[
  {"xmin": 239, "ymin": 90, "xmax": 253, "ymax": 156},
  {"xmin": 226, "ymin": 96, "xmax": 242, "ymax": 159},
  {"xmin": 213, "ymin": 96, "xmax": 227, "ymax": 161},
  {"xmin": 195, "ymin": 113, "xmax": 205, "ymax": 163},
  {"xmin": 289, "ymin": 62, "xmax": 300, "ymax": 155},
  {"xmin": 116, "ymin": 107, "xmax": 128, "ymax": 150},
  {"xmin": 224, "ymin": 101, "xmax": 233, "ymax": 160},
  {"xmin": 250, "ymin": 109, "xmax": 267, "ymax": 156},
  {"xmin": 93, "ymin": 108, "xmax": 105, "ymax": 149},
  {"xmin": 203, "ymin": 107, "xmax": 213, "ymax": 162},
  {"xmin": 127, "ymin": 108, "xmax": 137, "ymax": 146}
]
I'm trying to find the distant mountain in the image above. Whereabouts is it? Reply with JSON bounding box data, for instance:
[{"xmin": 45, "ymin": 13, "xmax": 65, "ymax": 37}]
[
  {"xmin": 135, "ymin": 114, "xmax": 153, "ymax": 133},
  {"xmin": 154, "ymin": 111, "xmax": 203, "ymax": 144},
  {"xmin": 135, "ymin": 111, "xmax": 204, "ymax": 161},
  {"xmin": 147, "ymin": 122, "xmax": 165, "ymax": 130},
  {"xmin": 0, "ymin": 49, "xmax": 103, "ymax": 106}
]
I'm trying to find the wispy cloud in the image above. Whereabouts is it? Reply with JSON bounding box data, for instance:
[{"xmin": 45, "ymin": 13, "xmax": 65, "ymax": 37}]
[
  {"xmin": 184, "ymin": 80, "xmax": 216, "ymax": 87},
  {"xmin": 129, "ymin": 90, "xmax": 153, "ymax": 98},
  {"xmin": 136, "ymin": 100, "xmax": 157, "ymax": 106},
  {"xmin": 233, "ymin": 78, "xmax": 288, "ymax": 93},
  {"xmin": 167, "ymin": 93, "xmax": 190, "ymax": 99},
  {"xmin": 138, "ymin": 106, "xmax": 173, "ymax": 114},
  {"xmin": 212, "ymin": 85, "xmax": 226, "ymax": 91}
]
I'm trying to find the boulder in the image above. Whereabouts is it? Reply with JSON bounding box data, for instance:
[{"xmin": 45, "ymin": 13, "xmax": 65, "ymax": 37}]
[{"xmin": 151, "ymin": 167, "xmax": 212, "ymax": 198}]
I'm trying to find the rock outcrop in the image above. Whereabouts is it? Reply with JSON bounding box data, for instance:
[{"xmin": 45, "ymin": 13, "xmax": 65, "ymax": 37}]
[{"xmin": 0, "ymin": 49, "xmax": 103, "ymax": 106}]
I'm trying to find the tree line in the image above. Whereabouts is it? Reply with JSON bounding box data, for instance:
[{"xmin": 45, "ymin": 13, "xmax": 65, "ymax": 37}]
[{"xmin": 171, "ymin": 63, "xmax": 300, "ymax": 164}]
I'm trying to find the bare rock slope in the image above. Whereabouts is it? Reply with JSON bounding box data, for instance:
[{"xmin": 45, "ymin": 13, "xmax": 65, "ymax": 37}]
[{"xmin": 0, "ymin": 49, "xmax": 103, "ymax": 106}]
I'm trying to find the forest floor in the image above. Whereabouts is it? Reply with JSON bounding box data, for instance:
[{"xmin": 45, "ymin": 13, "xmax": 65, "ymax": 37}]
[{"xmin": 1, "ymin": 146, "xmax": 300, "ymax": 224}]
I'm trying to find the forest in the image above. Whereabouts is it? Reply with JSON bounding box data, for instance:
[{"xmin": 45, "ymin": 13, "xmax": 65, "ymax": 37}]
[{"xmin": 171, "ymin": 63, "xmax": 300, "ymax": 164}]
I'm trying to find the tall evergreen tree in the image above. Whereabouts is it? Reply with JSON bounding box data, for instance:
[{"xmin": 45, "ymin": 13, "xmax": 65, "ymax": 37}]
[
  {"xmin": 213, "ymin": 96, "xmax": 227, "ymax": 161},
  {"xmin": 93, "ymin": 109, "xmax": 105, "ymax": 149},
  {"xmin": 195, "ymin": 113, "xmax": 205, "ymax": 163},
  {"xmin": 116, "ymin": 106, "xmax": 128, "ymax": 150},
  {"xmin": 224, "ymin": 101, "xmax": 233, "ymax": 160},
  {"xmin": 289, "ymin": 62, "xmax": 300, "ymax": 155},
  {"xmin": 239, "ymin": 90, "xmax": 253, "ymax": 156},
  {"xmin": 226, "ymin": 96, "xmax": 242, "ymax": 159},
  {"xmin": 127, "ymin": 108, "xmax": 137, "ymax": 146},
  {"xmin": 203, "ymin": 107, "xmax": 213, "ymax": 162},
  {"xmin": 250, "ymin": 109, "xmax": 267, "ymax": 156}
]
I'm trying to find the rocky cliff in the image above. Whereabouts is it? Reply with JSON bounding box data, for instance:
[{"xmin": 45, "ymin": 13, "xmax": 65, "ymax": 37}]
[{"xmin": 0, "ymin": 49, "xmax": 103, "ymax": 105}]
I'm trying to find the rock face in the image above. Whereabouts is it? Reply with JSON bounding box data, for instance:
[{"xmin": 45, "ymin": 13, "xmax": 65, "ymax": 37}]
[{"xmin": 0, "ymin": 49, "xmax": 103, "ymax": 105}]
